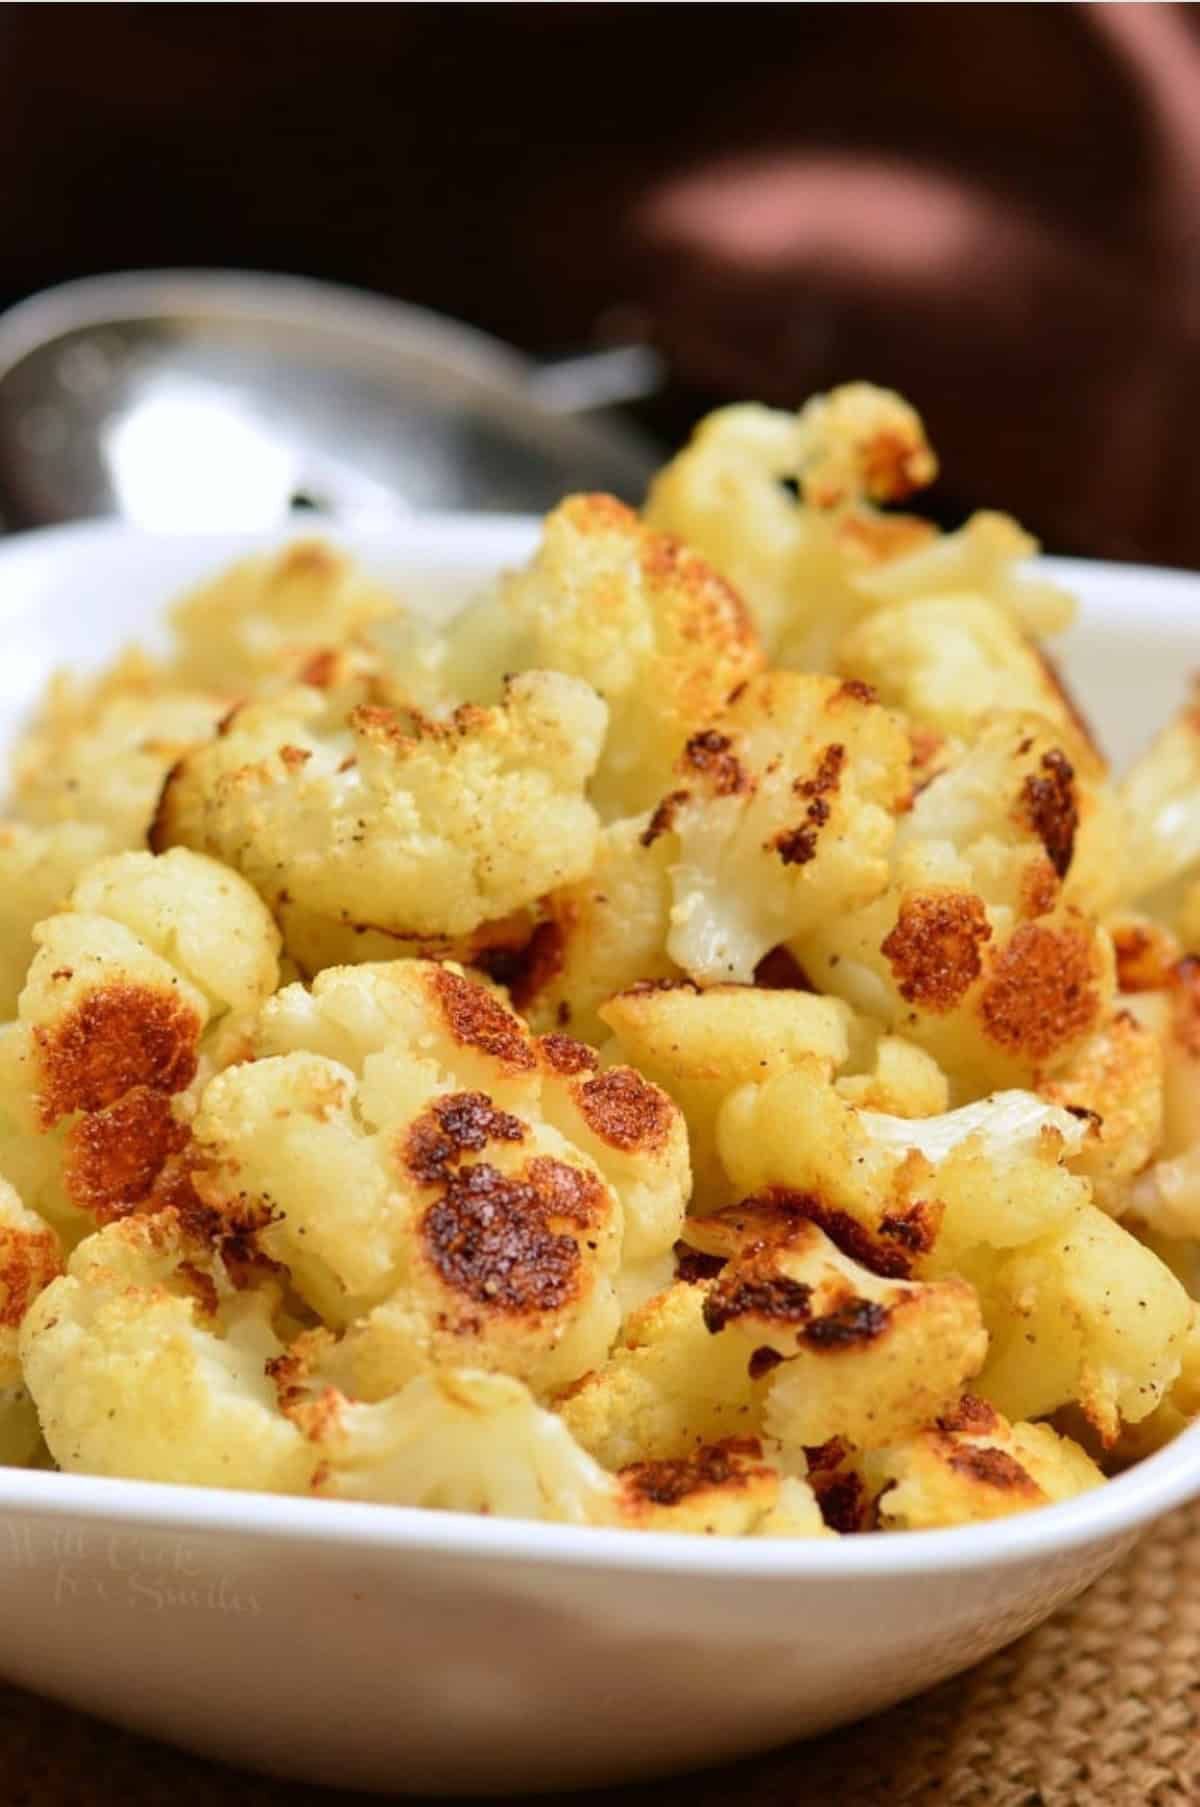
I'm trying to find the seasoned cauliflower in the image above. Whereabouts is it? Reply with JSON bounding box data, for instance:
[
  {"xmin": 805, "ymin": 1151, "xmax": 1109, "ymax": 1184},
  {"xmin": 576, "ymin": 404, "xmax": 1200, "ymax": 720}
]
[
  {"xmin": 642, "ymin": 672, "xmax": 909, "ymax": 986},
  {"xmin": 836, "ymin": 595, "xmax": 1102, "ymax": 774},
  {"xmin": 865, "ymin": 1394, "xmax": 1103, "ymax": 1530},
  {"xmin": 975, "ymin": 1204, "xmax": 1190, "ymax": 1441},
  {"xmin": 688, "ymin": 1206, "xmax": 986, "ymax": 1450},
  {"xmin": 717, "ymin": 1058, "xmax": 1091, "ymax": 1277},
  {"xmin": 1128, "ymin": 958, "xmax": 1200, "ymax": 1238},
  {"xmin": 556, "ymin": 1279, "xmax": 768, "ymax": 1468},
  {"xmin": 438, "ymin": 495, "xmax": 763, "ymax": 819},
  {"xmin": 0, "ymin": 1177, "xmax": 62, "ymax": 1465},
  {"xmin": 153, "ymin": 672, "xmax": 607, "ymax": 947},
  {"xmin": 799, "ymin": 713, "xmax": 1117, "ymax": 1092},
  {"xmin": 1120, "ymin": 687, "xmax": 1200, "ymax": 931},
  {"xmin": 190, "ymin": 960, "xmax": 686, "ymax": 1395},
  {"xmin": 1037, "ymin": 1008, "xmax": 1164, "ymax": 1213},
  {"xmin": 20, "ymin": 1211, "xmax": 314, "ymax": 1490},
  {"xmin": 11, "ymin": 647, "xmax": 227, "ymax": 849},
  {"xmin": 169, "ymin": 538, "xmax": 400, "ymax": 690},
  {"xmin": 0, "ymin": 848, "xmax": 280, "ymax": 1241},
  {"xmin": 645, "ymin": 387, "xmax": 938, "ymax": 663},
  {"xmin": 0, "ymin": 821, "xmax": 111, "ymax": 1018}
]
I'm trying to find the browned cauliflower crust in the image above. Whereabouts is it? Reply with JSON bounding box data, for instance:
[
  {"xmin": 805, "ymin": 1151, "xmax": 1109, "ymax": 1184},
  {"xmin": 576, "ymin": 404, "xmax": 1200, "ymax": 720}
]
[
  {"xmin": 799, "ymin": 713, "xmax": 1118, "ymax": 1093},
  {"xmin": 0, "ymin": 1177, "xmax": 62, "ymax": 1465},
  {"xmin": 440, "ymin": 495, "xmax": 764, "ymax": 819},
  {"xmin": 189, "ymin": 960, "xmax": 687, "ymax": 1396}
]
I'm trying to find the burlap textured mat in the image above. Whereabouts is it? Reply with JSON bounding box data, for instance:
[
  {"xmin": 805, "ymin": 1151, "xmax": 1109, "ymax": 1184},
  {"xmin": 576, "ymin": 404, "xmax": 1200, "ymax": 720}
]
[{"xmin": 4, "ymin": 1500, "xmax": 1200, "ymax": 1806}]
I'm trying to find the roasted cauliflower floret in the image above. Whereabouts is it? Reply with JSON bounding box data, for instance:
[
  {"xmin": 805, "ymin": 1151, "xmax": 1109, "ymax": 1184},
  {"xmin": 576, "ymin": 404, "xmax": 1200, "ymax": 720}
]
[
  {"xmin": 866, "ymin": 1394, "xmax": 1103, "ymax": 1530},
  {"xmin": 0, "ymin": 821, "xmax": 111, "ymax": 1018},
  {"xmin": 153, "ymin": 671, "xmax": 606, "ymax": 948},
  {"xmin": 976, "ymin": 1205, "xmax": 1191, "ymax": 1442},
  {"xmin": 847, "ymin": 510, "xmax": 1075, "ymax": 637},
  {"xmin": 556, "ymin": 1280, "xmax": 767, "ymax": 1468},
  {"xmin": 645, "ymin": 387, "xmax": 938, "ymax": 663},
  {"xmin": 192, "ymin": 961, "xmax": 685, "ymax": 1395},
  {"xmin": 0, "ymin": 1178, "xmax": 62, "ymax": 1465},
  {"xmin": 11, "ymin": 647, "xmax": 227, "ymax": 849},
  {"xmin": 169, "ymin": 538, "xmax": 400, "ymax": 689},
  {"xmin": 20, "ymin": 1210, "xmax": 314, "ymax": 1490},
  {"xmin": 508, "ymin": 818, "xmax": 679, "ymax": 1045},
  {"xmin": 642, "ymin": 672, "xmax": 909, "ymax": 986},
  {"xmin": 1037, "ymin": 1008, "xmax": 1164, "ymax": 1214},
  {"xmin": 600, "ymin": 981, "xmax": 854, "ymax": 1210},
  {"xmin": 0, "ymin": 849, "xmax": 280, "ymax": 1240},
  {"xmin": 800, "ymin": 713, "xmax": 1117, "ymax": 1092},
  {"xmin": 718, "ymin": 1066, "xmax": 1091, "ymax": 1275},
  {"xmin": 440, "ymin": 495, "xmax": 763, "ymax": 819},
  {"xmin": 1120, "ymin": 687, "xmax": 1200, "ymax": 930},
  {"xmin": 837, "ymin": 595, "xmax": 1102, "ymax": 774},
  {"xmin": 1128, "ymin": 958, "xmax": 1200, "ymax": 1238},
  {"xmin": 692, "ymin": 1209, "xmax": 986, "ymax": 1450}
]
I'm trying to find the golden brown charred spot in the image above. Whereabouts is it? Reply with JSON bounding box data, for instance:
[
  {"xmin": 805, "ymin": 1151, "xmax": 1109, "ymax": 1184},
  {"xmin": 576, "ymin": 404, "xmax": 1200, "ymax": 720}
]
[
  {"xmin": 813, "ymin": 1466, "xmax": 867, "ymax": 1534},
  {"xmin": 637, "ymin": 529, "xmax": 759, "ymax": 650},
  {"xmin": 1112, "ymin": 922, "xmax": 1178, "ymax": 993},
  {"xmin": 421, "ymin": 1157, "xmax": 605, "ymax": 1314},
  {"xmin": 173, "ymin": 1192, "xmax": 281, "ymax": 1282},
  {"xmin": 878, "ymin": 1201, "xmax": 940, "ymax": 1263},
  {"xmin": 1020, "ymin": 859, "xmax": 1061, "ymax": 921},
  {"xmin": 563, "ymin": 492, "xmax": 638, "ymax": 535},
  {"xmin": 937, "ymin": 1395, "xmax": 1001, "ymax": 1436},
  {"xmin": 34, "ymin": 984, "xmax": 203, "ymax": 1127},
  {"xmin": 680, "ymin": 729, "xmax": 747, "ymax": 797},
  {"xmin": 278, "ymin": 743, "xmax": 312, "ymax": 773},
  {"xmin": 537, "ymin": 1034, "xmax": 598, "ymax": 1077},
  {"xmin": 430, "ymin": 967, "xmax": 536, "ymax": 1072},
  {"xmin": 1019, "ymin": 749, "xmax": 1077, "ymax": 880},
  {"xmin": 496, "ymin": 916, "xmax": 570, "ymax": 1014},
  {"xmin": 64, "ymin": 1087, "xmax": 193, "ymax": 1224},
  {"xmin": 804, "ymin": 1437, "xmax": 850, "ymax": 1474},
  {"xmin": 978, "ymin": 917, "xmax": 1103, "ymax": 1060},
  {"xmin": 619, "ymin": 1437, "xmax": 767, "ymax": 1508},
  {"xmin": 703, "ymin": 1267, "xmax": 813, "ymax": 1334},
  {"xmin": 834, "ymin": 677, "xmax": 879, "ymax": 707},
  {"xmin": 882, "ymin": 892, "xmax": 993, "ymax": 1012},
  {"xmin": 771, "ymin": 742, "xmax": 846, "ymax": 866},
  {"xmin": 768, "ymin": 1191, "xmax": 920, "ymax": 1280},
  {"xmin": 747, "ymin": 1345, "xmax": 784, "ymax": 1380},
  {"xmin": 802, "ymin": 1297, "xmax": 890, "ymax": 1350},
  {"xmin": 0, "ymin": 1221, "xmax": 62, "ymax": 1328},
  {"xmin": 296, "ymin": 647, "xmax": 341, "ymax": 690},
  {"xmin": 674, "ymin": 1241, "xmax": 727, "ymax": 1285},
  {"xmin": 176, "ymin": 1259, "xmax": 220, "ymax": 1319},
  {"xmin": 403, "ymin": 1092, "xmax": 526, "ymax": 1185},
  {"xmin": 944, "ymin": 1441, "xmax": 1041, "ymax": 1496},
  {"xmin": 576, "ymin": 1067, "xmax": 672, "ymax": 1153},
  {"xmin": 640, "ymin": 788, "xmax": 690, "ymax": 848},
  {"xmin": 753, "ymin": 946, "xmax": 816, "ymax": 991},
  {"xmin": 686, "ymin": 1193, "xmax": 818, "ymax": 1262},
  {"xmin": 908, "ymin": 723, "xmax": 946, "ymax": 791}
]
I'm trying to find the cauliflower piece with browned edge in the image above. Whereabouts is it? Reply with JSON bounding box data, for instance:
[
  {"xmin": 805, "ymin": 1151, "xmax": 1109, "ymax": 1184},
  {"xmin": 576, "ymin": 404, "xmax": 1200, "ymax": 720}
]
[
  {"xmin": 836, "ymin": 594, "xmax": 1103, "ymax": 775},
  {"xmin": 10, "ymin": 645, "xmax": 228, "ymax": 850},
  {"xmin": 0, "ymin": 1177, "xmax": 62, "ymax": 1465},
  {"xmin": 799, "ymin": 713, "xmax": 1117, "ymax": 1093},
  {"xmin": 153, "ymin": 671, "xmax": 606, "ymax": 948},
  {"xmin": 0, "ymin": 848, "xmax": 280, "ymax": 1242},
  {"xmin": 865, "ymin": 1394, "xmax": 1103, "ymax": 1530},
  {"xmin": 191, "ymin": 960, "xmax": 687, "ymax": 1396},
  {"xmin": 691, "ymin": 1207, "xmax": 986, "ymax": 1450},
  {"xmin": 0, "ymin": 821, "xmax": 112, "ymax": 1018},
  {"xmin": 438, "ymin": 495, "xmax": 764, "ymax": 819},
  {"xmin": 20, "ymin": 1210, "xmax": 314, "ymax": 1490},
  {"xmin": 975, "ymin": 1204, "xmax": 1190, "ymax": 1441},
  {"xmin": 641, "ymin": 671, "xmax": 909, "ymax": 986}
]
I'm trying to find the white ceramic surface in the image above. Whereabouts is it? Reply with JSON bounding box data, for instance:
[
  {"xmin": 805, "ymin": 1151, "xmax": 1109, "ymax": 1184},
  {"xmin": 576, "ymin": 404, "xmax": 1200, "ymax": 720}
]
[{"xmin": 0, "ymin": 521, "xmax": 1198, "ymax": 1795}]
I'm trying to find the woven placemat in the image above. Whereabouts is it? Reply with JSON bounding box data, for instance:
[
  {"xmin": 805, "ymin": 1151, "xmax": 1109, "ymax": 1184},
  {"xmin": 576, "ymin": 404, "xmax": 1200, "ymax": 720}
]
[{"xmin": 4, "ymin": 1501, "xmax": 1200, "ymax": 1807}]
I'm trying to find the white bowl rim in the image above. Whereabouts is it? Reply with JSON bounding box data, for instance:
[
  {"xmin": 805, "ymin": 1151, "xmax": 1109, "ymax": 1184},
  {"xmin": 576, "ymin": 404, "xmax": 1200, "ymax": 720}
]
[{"xmin": 0, "ymin": 518, "xmax": 1197, "ymax": 1583}]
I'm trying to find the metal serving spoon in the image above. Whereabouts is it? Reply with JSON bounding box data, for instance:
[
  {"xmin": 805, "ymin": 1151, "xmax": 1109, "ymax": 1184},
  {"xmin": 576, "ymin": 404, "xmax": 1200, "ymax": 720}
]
[{"xmin": 0, "ymin": 270, "xmax": 662, "ymax": 530}]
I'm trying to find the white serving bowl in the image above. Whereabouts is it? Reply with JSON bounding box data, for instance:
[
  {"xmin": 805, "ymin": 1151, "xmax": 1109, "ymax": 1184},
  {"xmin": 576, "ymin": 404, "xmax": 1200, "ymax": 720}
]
[{"xmin": 0, "ymin": 520, "xmax": 1197, "ymax": 1795}]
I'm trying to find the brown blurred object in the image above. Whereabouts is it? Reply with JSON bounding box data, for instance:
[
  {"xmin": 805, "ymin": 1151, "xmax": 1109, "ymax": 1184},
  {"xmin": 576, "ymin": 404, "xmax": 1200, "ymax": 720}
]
[{"xmin": 3, "ymin": 4, "xmax": 1200, "ymax": 561}]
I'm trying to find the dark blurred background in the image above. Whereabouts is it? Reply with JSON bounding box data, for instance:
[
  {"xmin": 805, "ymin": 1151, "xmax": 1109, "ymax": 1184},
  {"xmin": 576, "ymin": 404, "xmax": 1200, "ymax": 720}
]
[{"xmin": 4, "ymin": 0, "xmax": 1200, "ymax": 561}]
